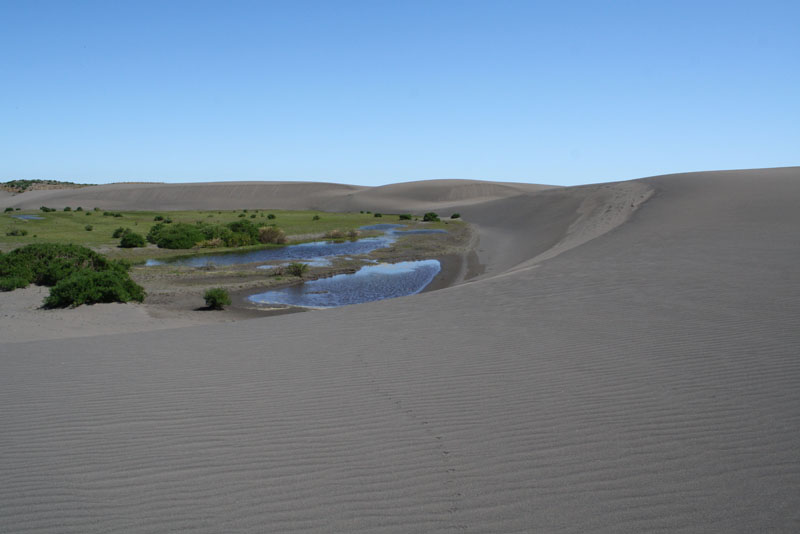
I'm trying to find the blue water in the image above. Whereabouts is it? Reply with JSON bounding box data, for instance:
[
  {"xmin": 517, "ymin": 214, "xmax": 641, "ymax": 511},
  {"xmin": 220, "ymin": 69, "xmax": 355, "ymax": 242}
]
[
  {"xmin": 146, "ymin": 224, "xmax": 446, "ymax": 267},
  {"xmin": 248, "ymin": 260, "xmax": 441, "ymax": 308},
  {"xmin": 11, "ymin": 215, "xmax": 44, "ymax": 220}
]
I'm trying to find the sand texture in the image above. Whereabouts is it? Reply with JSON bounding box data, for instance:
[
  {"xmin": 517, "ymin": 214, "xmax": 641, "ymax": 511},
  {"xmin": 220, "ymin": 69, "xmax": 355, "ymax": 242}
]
[{"xmin": 1, "ymin": 168, "xmax": 799, "ymax": 532}]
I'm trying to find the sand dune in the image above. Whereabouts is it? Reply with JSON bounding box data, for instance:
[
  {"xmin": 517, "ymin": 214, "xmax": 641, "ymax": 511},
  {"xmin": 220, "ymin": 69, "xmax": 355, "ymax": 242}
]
[{"xmin": 1, "ymin": 167, "xmax": 799, "ymax": 532}]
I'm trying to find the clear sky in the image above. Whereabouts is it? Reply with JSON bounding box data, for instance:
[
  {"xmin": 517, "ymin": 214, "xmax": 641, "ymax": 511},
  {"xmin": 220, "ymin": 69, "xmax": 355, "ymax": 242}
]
[{"xmin": 1, "ymin": 0, "xmax": 798, "ymax": 186}]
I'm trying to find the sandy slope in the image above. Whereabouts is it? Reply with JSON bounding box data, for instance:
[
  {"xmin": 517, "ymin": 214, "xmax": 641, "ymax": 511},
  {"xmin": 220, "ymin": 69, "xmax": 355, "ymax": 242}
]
[{"xmin": 1, "ymin": 168, "xmax": 799, "ymax": 532}]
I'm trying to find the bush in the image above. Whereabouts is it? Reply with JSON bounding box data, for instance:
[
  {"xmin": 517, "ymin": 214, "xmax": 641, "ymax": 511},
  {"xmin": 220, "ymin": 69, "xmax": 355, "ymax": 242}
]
[
  {"xmin": 226, "ymin": 219, "xmax": 260, "ymax": 244},
  {"xmin": 119, "ymin": 231, "xmax": 146, "ymax": 248},
  {"xmin": 150, "ymin": 223, "xmax": 204, "ymax": 249},
  {"xmin": 63, "ymin": 206, "xmax": 71, "ymax": 212},
  {"xmin": 312, "ymin": 215, "xmax": 320, "ymax": 221},
  {"xmin": 258, "ymin": 226, "xmax": 287, "ymax": 244},
  {"xmin": 450, "ymin": 213, "xmax": 461, "ymax": 219},
  {"xmin": 423, "ymin": 212, "xmax": 440, "ymax": 222},
  {"xmin": 286, "ymin": 262, "xmax": 309, "ymax": 277},
  {"xmin": 250, "ymin": 214, "xmax": 256, "ymax": 218},
  {"xmin": 0, "ymin": 276, "xmax": 29, "ymax": 291},
  {"xmin": 40, "ymin": 206, "xmax": 55, "ymax": 212},
  {"xmin": 75, "ymin": 207, "xmax": 83, "ymax": 211},
  {"xmin": 6, "ymin": 228, "xmax": 28, "ymax": 236},
  {"xmin": 146, "ymin": 223, "xmax": 165, "ymax": 243},
  {"xmin": 374, "ymin": 212, "xmax": 382, "ymax": 218},
  {"xmin": 112, "ymin": 227, "xmax": 128, "ymax": 238},
  {"xmin": 154, "ymin": 215, "xmax": 164, "ymax": 221},
  {"xmin": 85, "ymin": 212, "xmax": 92, "ymax": 216},
  {"xmin": 44, "ymin": 270, "xmax": 145, "ymax": 308},
  {"xmin": 204, "ymin": 288, "xmax": 231, "ymax": 310},
  {"xmin": 238, "ymin": 213, "xmax": 246, "ymax": 218},
  {"xmin": 4, "ymin": 207, "xmax": 13, "ymax": 212},
  {"xmin": 399, "ymin": 213, "xmax": 412, "ymax": 220},
  {"xmin": 267, "ymin": 213, "xmax": 276, "ymax": 220},
  {"xmin": 0, "ymin": 243, "xmax": 132, "ymax": 292},
  {"xmin": 85, "ymin": 225, "xmax": 93, "ymax": 231},
  {"xmin": 113, "ymin": 213, "xmax": 123, "ymax": 218}
]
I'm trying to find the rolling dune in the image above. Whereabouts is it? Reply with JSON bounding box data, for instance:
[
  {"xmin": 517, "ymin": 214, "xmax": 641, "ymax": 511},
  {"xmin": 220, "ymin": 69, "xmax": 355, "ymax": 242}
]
[{"xmin": 1, "ymin": 168, "xmax": 799, "ymax": 532}]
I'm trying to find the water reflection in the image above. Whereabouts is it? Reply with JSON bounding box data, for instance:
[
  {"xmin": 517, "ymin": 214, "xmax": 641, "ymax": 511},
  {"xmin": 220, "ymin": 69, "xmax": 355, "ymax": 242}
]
[{"xmin": 248, "ymin": 260, "xmax": 441, "ymax": 308}]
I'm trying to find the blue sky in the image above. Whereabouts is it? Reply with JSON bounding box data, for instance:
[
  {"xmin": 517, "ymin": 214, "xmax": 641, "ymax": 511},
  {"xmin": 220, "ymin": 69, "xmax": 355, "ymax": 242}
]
[{"xmin": 1, "ymin": 0, "xmax": 797, "ymax": 186}]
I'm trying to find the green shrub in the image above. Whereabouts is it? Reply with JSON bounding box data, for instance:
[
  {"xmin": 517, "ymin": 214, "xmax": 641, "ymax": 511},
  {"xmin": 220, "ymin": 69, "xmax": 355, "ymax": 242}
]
[
  {"xmin": 44, "ymin": 269, "xmax": 145, "ymax": 308},
  {"xmin": 150, "ymin": 223, "xmax": 204, "ymax": 249},
  {"xmin": 3, "ymin": 207, "xmax": 12, "ymax": 212},
  {"xmin": 63, "ymin": 206, "xmax": 71, "ymax": 212},
  {"xmin": 203, "ymin": 287, "xmax": 231, "ymax": 310},
  {"xmin": 398, "ymin": 213, "xmax": 412, "ymax": 220},
  {"xmin": 250, "ymin": 214, "xmax": 256, "ymax": 218},
  {"xmin": 85, "ymin": 212, "xmax": 92, "ymax": 216},
  {"xmin": 423, "ymin": 212, "xmax": 440, "ymax": 222},
  {"xmin": 85, "ymin": 224, "xmax": 93, "ymax": 231},
  {"xmin": 40, "ymin": 206, "xmax": 55, "ymax": 212},
  {"xmin": 238, "ymin": 213, "xmax": 246, "ymax": 218},
  {"xmin": 267, "ymin": 213, "xmax": 276, "ymax": 220},
  {"xmin": 154, "ymin": 215, "xmax": 164, "ymax": 221},
  {"xmin": 112, "ymin": 227, "xmax": 128, "ymax": 238},
  {"xmin": 0, "ymin": 276, "xmax": 29, "ymax": 291},
  {"xmin": 0, "ymin": 243, "xmax": 129, "ymax": 291},
  {"xmin": 6, "ymin": 228, "xmax": 28, "ymax": 236},
  {"xmin": 119, "ymin": 231, "xmax": 146, "ymax": 248},
  {"xmin": 75, "ymin": 207, "xmax": 83, "ymax": 211},
  {"xmin": 226, "ymin": 219, "xmax": 260, "ymax": 243},
  {"xmin": 374, "ymin": 212, "xmax": 382, "ymax": 218},
  {"xmin": 286, "ymin": 262, "xmax": 309, "ymax": 277},
  {"xmin": 146, "ymin": 223, "xmax": 165, "ymax": 243},
  {"xmin": 450, "ymin": 213, "xmax": 461, "ymax": 219},
  {"xmin": 113, "ymin": 212, "xmax": 123, "ymax": 218},
  {"xmin": 312, "ymin": 215, "xmax": 320, "ymax": 221}
]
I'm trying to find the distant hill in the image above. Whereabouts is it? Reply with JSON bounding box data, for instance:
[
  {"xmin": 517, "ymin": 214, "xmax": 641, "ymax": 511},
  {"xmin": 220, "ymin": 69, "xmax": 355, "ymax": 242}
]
[{"xmin": 1, "ymin": 179, "xmax": 93, "ymax": 193}]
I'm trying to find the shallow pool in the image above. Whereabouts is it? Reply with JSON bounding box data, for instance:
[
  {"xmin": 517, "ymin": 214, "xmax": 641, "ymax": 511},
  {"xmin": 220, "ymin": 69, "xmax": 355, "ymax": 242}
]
[
  {"xmin": 248, "ymin": 260, "xmax": 441, "ymax": 308},
  {"xmin": 11, "ymin": 215, "xmax": 44, "ymax": 220}
]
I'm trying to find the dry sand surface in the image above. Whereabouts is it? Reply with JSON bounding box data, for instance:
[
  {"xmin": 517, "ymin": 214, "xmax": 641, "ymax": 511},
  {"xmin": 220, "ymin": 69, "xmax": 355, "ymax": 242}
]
[{"xmin": 1, "ymin": 168, "xmax": 799, "ymax": 532}]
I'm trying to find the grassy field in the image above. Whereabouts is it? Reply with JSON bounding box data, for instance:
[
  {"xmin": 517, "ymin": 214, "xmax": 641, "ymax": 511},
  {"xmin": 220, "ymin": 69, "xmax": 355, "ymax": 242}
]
[{"xmin": 1, "ymin": 208, "xmax": 456, "ymax": 258}]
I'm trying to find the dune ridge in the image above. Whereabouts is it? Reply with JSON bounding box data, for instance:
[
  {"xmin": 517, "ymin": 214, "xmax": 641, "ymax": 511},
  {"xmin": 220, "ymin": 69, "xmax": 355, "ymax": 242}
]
[{"xmin": 1, "ymin": 167, "xmax": 799, "ymax": 532}]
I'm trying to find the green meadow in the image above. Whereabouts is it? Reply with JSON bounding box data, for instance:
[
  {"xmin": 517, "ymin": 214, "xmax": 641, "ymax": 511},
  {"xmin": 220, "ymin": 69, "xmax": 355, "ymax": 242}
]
[{"xmin": 0, "ymin": 207, "xmax": 453, "ymax": 256}]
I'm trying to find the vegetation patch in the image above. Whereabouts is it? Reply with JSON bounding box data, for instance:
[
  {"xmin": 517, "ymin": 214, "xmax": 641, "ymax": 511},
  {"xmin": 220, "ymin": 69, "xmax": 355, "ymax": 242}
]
[
  {"xmin": 204, "ymin": 287, "xmax": 231, "ymax": 310},
  {"xmin": 0, "ymin": 243, "xmax": 144, "ymax": 307},
  {"xmin": 44, "ymin": 269, "xmax": 145, "ymax": 308},
  {"xmin": 1, "ymin": 179, "xmax": 92, "ymax": 193},
  {"xmin": 286, "ymin": 262, "xmax": 309, "ymax": 277},
  {"xmin": 119, "ymin": 231, "xmax": 146, "ymax": 248}
]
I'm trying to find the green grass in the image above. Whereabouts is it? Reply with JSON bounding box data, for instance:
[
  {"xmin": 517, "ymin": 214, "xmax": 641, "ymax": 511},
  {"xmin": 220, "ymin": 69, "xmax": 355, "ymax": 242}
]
[{"xmin": 0, "ymin": 208, "xmax": 456, "ymax": 254}]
